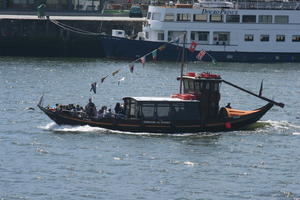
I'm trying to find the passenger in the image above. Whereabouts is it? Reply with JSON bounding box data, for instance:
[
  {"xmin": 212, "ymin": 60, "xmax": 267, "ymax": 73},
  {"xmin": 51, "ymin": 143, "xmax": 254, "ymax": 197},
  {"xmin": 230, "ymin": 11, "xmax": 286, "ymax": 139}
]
[
  {"xmin": 85, "ymin": 98, "xmax": 97, "ymax": 117},
  {"xmin": 225, "ymin": 103, "xmax": 231, "ymax": 108},
  {"xmin": 114, "ymin": 102, "xmax": 122, "ymax": 114},
  {"xmin": 76, "ymin": 105, "xmax": 81, "ymax": 112},
  {"xmin": 104, "ymin": 108, "xmax": 112, "ymax": 118}
]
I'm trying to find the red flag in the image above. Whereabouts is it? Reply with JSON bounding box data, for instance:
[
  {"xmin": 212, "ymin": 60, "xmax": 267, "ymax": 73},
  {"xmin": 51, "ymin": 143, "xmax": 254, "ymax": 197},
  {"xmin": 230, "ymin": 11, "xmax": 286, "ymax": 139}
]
[
  {"xmin": 140, "ymin": 56, "xmax": 146, "ymax": 67},
  {"xmin": 196, "ymin": 50, "xmax": 206, "ymax": 60},
  {"xmin": 189, "ymin": 41, "xmax": 198, "ymax": 52}
]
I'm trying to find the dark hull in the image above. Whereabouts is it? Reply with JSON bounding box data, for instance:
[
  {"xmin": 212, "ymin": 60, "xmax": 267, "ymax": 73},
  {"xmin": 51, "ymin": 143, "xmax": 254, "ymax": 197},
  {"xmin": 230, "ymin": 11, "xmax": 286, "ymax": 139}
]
[
  {"xmin": 100, "ymin": 35, "xmax": 300, "ymax": 63},
  {"xmin": 38, "ymin": 103, "xmax": 273, "ymax": 133}
]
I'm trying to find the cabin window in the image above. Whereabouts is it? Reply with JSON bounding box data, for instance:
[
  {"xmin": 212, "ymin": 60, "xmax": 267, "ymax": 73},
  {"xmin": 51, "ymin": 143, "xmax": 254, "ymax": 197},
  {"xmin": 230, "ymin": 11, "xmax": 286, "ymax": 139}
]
[
  {"xmin": 164, "ymin": 13, "xmax": 174, "ymax": 21},
  {"xmin": 177, "ymin": 13, "xmax": 191, "ymax": 21},
  {"xmin": 292, "ymin": 35, "xmax": 300, "ymax": 42},
  {"xmin": 152, "ymin": 13, "xmax": 161, "ymax": 21},
  {"xmin": 147, "ymin": 12, "xmax": 152, "ymax": 20},
  {"xmin": 275, "ymin": 15, "xmax": 289, "ymax": 24},
  {"xmin": 141, "ymin": 103, "xmax": 155, "ymax": 119},
  {"xmin": 242, "ymin": 15, "xmax": 256, "ymax": 23},
  {"xmin": 191, "ymin": 32, "xmax": 195, "ymax": 40},
  {"xmin": 183, "ymin": 80, "xmax": 189, "ymax": 93},
  {"xmin": 157, "ymin": 32, "xmax": 164, "ymax": 41},
  {"xmin": 129, "ymin": 100, "xmax": 137, "ymax": 118},
  {"xmin": 205, "ymin": 82, "xmax": 210, "ymax": 90},
  {"xmin": 244, "ymin": 34, "xmax": 254, "ymax": 41},
  {"xmin": 226, "ymin": 15, "xmax": 240, "ymax": 23},
  {"xmin": 145, "ymin": 32, "xmax": 149, "ymax": 39},
  {"xmin": 210, "ymin": 14, "xmax": 223, "ymax": 22},
  {"xmin": 260, "ymin": 35, "xmax": 269, "ymax": 42},
  {"xmin": 258, "ymin": 15, "xmax": 272, "ymax": 24},
  {"xmin": 157, "ymin": 104, "xmax": 170, "ymax": 119},
  {"xmin": 276, "ymin": 35, "xmax": 285, "ymax": 42},
  {"xmin": 188, "ymin": 80, "xmax": 194, "ymax": 91},
  {"xmin": 194, "ymin": 81, "xmax": 200, "ymax": 93},
  {"xmin": 214, "ymin": 83, "xmax": 219, "ymax": 91},
  {"xmin": 193, "ymin": 14, "xmax": 207, "ymax": 22}
]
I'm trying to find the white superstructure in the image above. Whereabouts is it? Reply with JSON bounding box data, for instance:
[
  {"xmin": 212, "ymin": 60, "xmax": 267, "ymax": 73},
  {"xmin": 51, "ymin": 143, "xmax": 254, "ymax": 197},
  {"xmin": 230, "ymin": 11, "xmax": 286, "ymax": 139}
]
[{"xmin": 143, "ymin": 0, "xmax": 300, "ymax": 54}]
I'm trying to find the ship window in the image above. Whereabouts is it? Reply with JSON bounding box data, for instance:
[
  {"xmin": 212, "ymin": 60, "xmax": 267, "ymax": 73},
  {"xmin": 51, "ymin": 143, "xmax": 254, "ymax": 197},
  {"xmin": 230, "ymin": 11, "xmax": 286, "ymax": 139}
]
[
  {"xmin": 260, "ymin": 35, "xmax": 269, "ymax": 42},
  {"xmin": 210, "ymin": 14, "xmax": 223, "ymax": 22},
  {"xmin": 164, "ymin": 13, "xmax": 174, "ymax": 21},
  {"xmin": 198, "ymin": 32, "xmax": 209, "ymax": 41},
  {"xmin": 183, "ymin": 80, "xmax": 189, "ymax": 93},
  {"xmin": 193, "ymin": 14, "xmax": 207, "ymax": 22},
  {"xmin": 276, "ymin": 35, "xmax": 285, "ymax": 42},
  {"xmin": 141, "ymin": 103, "xmax": 155, "ymax": 119},
  {"xmin": 171, "ymin": 103, "xmax": 200, "ymax": 120},
  {"xmin": 177, "ymin": 13, "xmax": 191, "ymax": 21},
  {"xmin": 152, "ymin": 13, "xmax": 161, "ymax": 21},
  {"xmin": 147, "ymin": 12, "xmax": 152, "ymax": 20},
  {"xmin": 214, "ymin": 83, "xmax": 219, "ymax": 91},
  {"xmin": 191, "ymin": 32, "xmax": 195, "ymax": 40},
  {"xmin": 145, "ymin": 32, "xmax": 149, "ymax": 39},
  {"xmin": 157, "ymin": 104, "xmax": 170, "ymax": 119},
  {"xmin": 226, "ymin": 15, "xmax": 240, "ymax": 23},
  {"xmin": 157, "ymin": 32, "xmax": 164, "ymax": 40},
  {"xmin": 242, "ymin": 15, "xmax": 256, "ymax": 23},
  {"xmin": 275, "ymin": 15, "xmax": 289, "ymax": 24},
  {"xmin": 244, "ymin": 34, "xmax": 254, "ymax": 41},
  {"xmin": 292, "ymin": 35, "xmax": 300, "ymax": 42},
  {"xmin": 258, "ymin": 15, "xmax": 272, "ymax": 24}
]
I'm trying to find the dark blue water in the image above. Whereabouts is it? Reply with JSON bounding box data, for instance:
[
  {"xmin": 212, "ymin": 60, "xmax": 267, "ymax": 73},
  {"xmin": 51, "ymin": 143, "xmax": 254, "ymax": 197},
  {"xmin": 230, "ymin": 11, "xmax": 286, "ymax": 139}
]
[{"xmin": 1, "ymin": 57, "xmax": 300, "ymax": 199}]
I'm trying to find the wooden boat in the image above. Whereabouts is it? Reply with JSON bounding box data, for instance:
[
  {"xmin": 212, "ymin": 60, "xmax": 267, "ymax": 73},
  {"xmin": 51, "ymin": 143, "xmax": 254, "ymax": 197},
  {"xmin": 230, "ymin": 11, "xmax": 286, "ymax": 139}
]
[
  {"xmin": 38, "ymin": 72, "xmax": 283, "ymax": 133},
  {"xmin": 38, "ymin": 35, "xmax": 284, "ymax": 133}
]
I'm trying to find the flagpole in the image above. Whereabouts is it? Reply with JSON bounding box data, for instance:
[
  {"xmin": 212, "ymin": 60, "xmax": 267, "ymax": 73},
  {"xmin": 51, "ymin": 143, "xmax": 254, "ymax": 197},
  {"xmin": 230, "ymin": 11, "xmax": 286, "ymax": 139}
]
[{"xmin": 180, "ymin": 33, "xmax": 186, "ymax": 94}]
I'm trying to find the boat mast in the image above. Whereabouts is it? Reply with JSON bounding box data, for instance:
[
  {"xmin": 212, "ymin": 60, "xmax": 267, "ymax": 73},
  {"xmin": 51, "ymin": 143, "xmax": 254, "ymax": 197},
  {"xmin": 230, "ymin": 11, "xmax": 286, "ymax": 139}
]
[{"xmin": 180, "ymin": 33, "xmax": 186, "ymax": 94}]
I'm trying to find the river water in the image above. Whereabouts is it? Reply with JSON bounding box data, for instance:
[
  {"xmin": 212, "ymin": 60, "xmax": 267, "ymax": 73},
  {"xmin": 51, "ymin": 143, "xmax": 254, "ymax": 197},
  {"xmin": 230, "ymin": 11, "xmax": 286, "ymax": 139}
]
[{"xmin": 0, "ymin": 57, "xmax": 300, "ymax": 200}]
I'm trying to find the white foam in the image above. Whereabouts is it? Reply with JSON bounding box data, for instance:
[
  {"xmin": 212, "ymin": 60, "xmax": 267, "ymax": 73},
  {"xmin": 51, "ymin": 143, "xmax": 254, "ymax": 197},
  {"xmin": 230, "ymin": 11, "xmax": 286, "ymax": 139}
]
[
  {"xmin": 38, "ymin": 123, "xmax": 219, "ymax": 137},
  {"xmin": 292, "ymin": 132, "xmax": 300, "ymax": 135},
  {"xmin": 261, "ymin": 120, "xmax": 300, "ymax": 130},
  {"xmin": 183, "ymin": 161, "xmax": 196, "ymax": 166}
]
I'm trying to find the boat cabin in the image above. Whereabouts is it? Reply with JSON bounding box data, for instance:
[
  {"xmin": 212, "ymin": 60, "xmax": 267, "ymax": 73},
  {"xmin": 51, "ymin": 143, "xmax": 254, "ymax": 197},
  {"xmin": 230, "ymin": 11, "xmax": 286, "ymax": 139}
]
[
  {"xmin": 177, "ymin": 72, "xmax": 223, "ymax": 120},
  {"xmin": 122, "ymin": 97, "xmax": 201, "ymax": 121}
]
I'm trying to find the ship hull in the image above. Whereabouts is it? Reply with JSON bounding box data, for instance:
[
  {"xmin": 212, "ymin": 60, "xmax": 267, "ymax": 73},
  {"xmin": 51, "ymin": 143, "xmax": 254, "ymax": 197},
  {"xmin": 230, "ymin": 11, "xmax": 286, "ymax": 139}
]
[{"xmin": 100, "ymin": 35, "xmax": 300, "ymax": 63}]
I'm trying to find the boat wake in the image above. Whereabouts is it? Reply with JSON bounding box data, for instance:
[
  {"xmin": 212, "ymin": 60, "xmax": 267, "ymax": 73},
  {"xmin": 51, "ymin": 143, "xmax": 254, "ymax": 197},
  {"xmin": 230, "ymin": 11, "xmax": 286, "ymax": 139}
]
[
  {"xmin": 38, "ymin": 122, "xmax": 220, "ymax": 137},
  {"xmin": 259, "ymin": 120, "xmax": 300, "ymax": 135}
]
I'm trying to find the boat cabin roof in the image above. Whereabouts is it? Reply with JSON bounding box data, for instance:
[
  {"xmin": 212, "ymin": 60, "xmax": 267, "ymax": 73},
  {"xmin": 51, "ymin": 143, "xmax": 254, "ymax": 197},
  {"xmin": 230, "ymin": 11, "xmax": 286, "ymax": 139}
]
[
  {"xmin": 123, "ymin": 96, "xmax": 199, "ymax": 103},
  {"xmin": 177, "ymin": 72, "xmax": 223, "ymax": 82}
]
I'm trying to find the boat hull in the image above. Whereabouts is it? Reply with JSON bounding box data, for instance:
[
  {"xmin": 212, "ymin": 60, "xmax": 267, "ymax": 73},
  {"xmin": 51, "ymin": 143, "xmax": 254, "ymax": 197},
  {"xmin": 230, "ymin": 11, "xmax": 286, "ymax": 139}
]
[
  {"xmin": 38, "ymin": 103, "xmax": 273, "ymax": 133},
  {"xmin": 100, "ymin": 35, "xmax": 300, "ymax": 63}
]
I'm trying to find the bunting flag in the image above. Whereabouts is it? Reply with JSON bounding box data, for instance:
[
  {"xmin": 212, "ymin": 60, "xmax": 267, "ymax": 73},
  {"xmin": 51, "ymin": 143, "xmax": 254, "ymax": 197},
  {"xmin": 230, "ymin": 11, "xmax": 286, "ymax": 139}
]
[
  {"xmin": 158, "ymin": 44, "xmax": 166, "ymax": 51},
  {"xmin": 90, "ymin": 82, "xmax": 97, "ymax": 94},
  {"xmin": 152, "ymin": 50, "xmax": 157, "ymax": 60},
  {"xmin": 129, "ymin": 63, "xmax": 134, "ymax": 73},
  {"xmin": 140, "ymin": 56, "xmax": 146, "ymax": 67},
  {"xmin": 118, "ymin": 77, "xmax": 125, "ymax": 85},
  {"xmin": 196, "ymin": 50, "xmax": 206, "ymax": 60},
  {"xmin": 189, "ymin": 41, "xmax": 198, "ymax": 52},
  {"xmin": 101, "ymin": 75, "xmax": 109, "ymax": 83},
  {"xmin": 112, "ymin": 69, "xmax": 121, "ymax": 76},
  {"xmin": 259, "ymin": 80, "xmax": 263, "ymax": 96}
]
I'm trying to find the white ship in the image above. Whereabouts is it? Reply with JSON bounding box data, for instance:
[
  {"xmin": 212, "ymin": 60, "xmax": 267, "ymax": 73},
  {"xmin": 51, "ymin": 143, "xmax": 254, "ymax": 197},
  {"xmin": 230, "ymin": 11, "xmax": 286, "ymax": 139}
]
[{"xmin": 101, "ymin": 0, "xmax": 300, "ymax": 62}]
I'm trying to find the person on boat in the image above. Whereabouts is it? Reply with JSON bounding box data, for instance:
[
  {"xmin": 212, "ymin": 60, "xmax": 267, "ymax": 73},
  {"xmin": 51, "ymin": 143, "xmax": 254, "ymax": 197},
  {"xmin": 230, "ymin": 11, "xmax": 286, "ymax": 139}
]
[
  {"xmin": 114, "ymin": 103, "xmax": 122, "ymax": 114},
  {"xmin": 85, "ymin": 98, "xmax": 97, "ymax": 117},
  {"xmin": 104, "ymin": 108, "xmax": 112, "ymax": 118},
  {"xmin": 226, "ymin": 103, "xmax": 231, "ymax": 108}
]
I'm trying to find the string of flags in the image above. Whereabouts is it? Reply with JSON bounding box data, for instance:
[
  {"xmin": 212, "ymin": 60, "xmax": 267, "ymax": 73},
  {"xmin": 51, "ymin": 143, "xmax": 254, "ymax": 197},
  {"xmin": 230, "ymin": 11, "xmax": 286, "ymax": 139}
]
[{"xmin": 89, "ymin": 35, "xmax": 217, "ymax": 94}]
